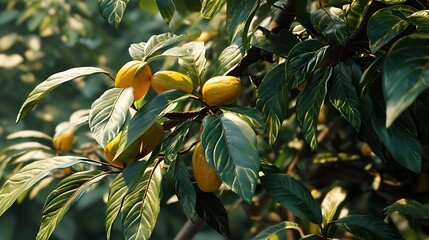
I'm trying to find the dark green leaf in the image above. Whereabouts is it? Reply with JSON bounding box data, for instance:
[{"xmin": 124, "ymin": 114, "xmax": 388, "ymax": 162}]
[
  {"xmin": 16, "ymin": 67, "xmax": 109, "ymax": 123},
  {"xmin": 252, "ymin": 27, "xmax": 300, "ymax": 57},
  {"xmin": 321, "ymin": 186, "xmax": 346, "ymax": 228},
  {"xmin": 311, "ymin": 7, "xmax": 348, "ymax": 46},
  {"xmin": 156, "ymin": 0, "xmax": 175, "ymax": 24},
  {"xmin": 97, "ymin": 0, "xmax": 129, "ymax": 28},
  {"xmin": 359, "ymin": 55, "xmax": 384, "ymax": 97},
  {"xmin": 347, "ymin": 0, "xmax": 373, "ymax": 33},
  {"xmin": 296, "ymin": 67, "xmax": 332, "ymax": 150},
  {"xmin": 115, "ymin": 90, "xmax": 189, "ymax": 162},
  {"xmin": 367, "ymin": 5, "xmax": 416, "ymax": 53},
  {"xmin": 286, "ymin": 39, "xmax": 326, "ymax": 88},
  {"xmin": 256, "ymin": 63, "xmax": 291, "ymax": 145},
  {"xmin": 121, "ymin": 160, "xmax": 163, "ymax": 240},
  {"xmin": 202, "ymin": 112, "xmax": 260, "ymax": 203},
  {"xmin": 262, "ymin": 173, "xmax": 323, "ymax": 224},
  {"xmin": 0, "ymin": 156, "xmax": 95, "ymax": 216},
  {"xmin": 383, "ymin": 33, "xmax": 429, "ymax": 127},
  {"xmin": 195, "ymin": 190, "xmax": 231, "ymax": 237},
  {"xmin": 384, "ymin": 198, "xmax": 429, "ymax": 219},
  {"xmin": 162, "ymin": 119, "xmax": 193, "ymax": 164},
  {"xmin": 408, "ymin": 10, "xmax": 429, "ymax": 31},
  {"xmin": 221, "ymin": 106, "xmax": 267, "ymax": 130},
  {"xmin": 36, "ymin": 170, "xmax": 107, "ymax": 240},
  {"xmin": 166, "ymin": 157, "xmax": 196, "ymax": 220},
  {"xmin": 251, "ymin": 221, "xmax": 301, "ymax": 240},
  {"xmin": 329, "ymin": 63, "xmax": 361, "ymax": 131},
  {"xmin": 201, "ymin": 0, "xmax": 226, "ymax": 19},
  {"xmin": 299, "ymin": 234, "xmax": 323, "ymax": 240},
  {"xmin": 336, "ymin": 214, "xmax": 404, "ymax": 240},
  {"xmin": 227, "ymin": 0, "xmax": 259, "ymax": 46},
  {"xmin": 89, "ymin": 88, "xmax": 134, "ymax": 147},
  {"xmin": 214, "ymin": 42, "xmax": 244, "ymax": 76}
]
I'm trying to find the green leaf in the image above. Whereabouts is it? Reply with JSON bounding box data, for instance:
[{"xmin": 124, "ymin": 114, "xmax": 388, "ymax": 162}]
[
  {"xmin": 252, "ymin": 27, "xmax": 300, "ymax": 57},
  {"xmin": 347, "ymin": 0, "xmax": 373, "ymax": 33},
  {"xmin": 408, "ymin": 10, "xmax": 429, "ymax": 31},
  {"xmin": 195, "ymin": 190, "xmax": 231, "ymax": 237},
  {"xmin": 286, "ymin": 40, "xmax": 326, "ymax": 88},
  {"xmin": 299, "ymin": 234, "xmax": 323, "ymax": 240},
  {"xmin": 201, "ymin": 0, "xmax": 226, "ymax": 19},
  {"xmin": 329, "ymin": 63, "xmax": 361, "ymax": 131},
  {"xmin": 36, "ymin": 170, "xmax": 107, "ymax": 240},
  {"xmin": 321, "ymin": 186, "xmax": 347, "ymax": 229},
  {"xmin": 115, "ymin": 90, "xmax": 189, "ymax": 162},
  {"xmin": 359, "ymin": 55, "xmax": 384, "ymax": 97},
  {"xmin": 256, "ymin": 63, "xmax": 291, "ymax": 145},
  {"xmin": 156, "ymin": 0, "xmax": 175, "ymax": 24},
  {"xmin": 121, "ymin": 160, "xmax": 163, "ymax": 240},
  {"xmin": 6, "ymin": 130, "xmax": 52, "ymax": 141},
  {"xmin": 97, "ymin": 0, "xmax": 129, "ymax": 28},
  {"xmin": 336, "ymin": 214, "xmax": 404, "ymax": 240},
  {"xmin": 221, "ymin": 106, "xmax": 267, "ymax": 130},
  {"xmin": 383, "ymin": 33, "xmax": 429, "ymax": 127},
  {"xmin": 0, "ymin": 156, "xmax": 95, "ymax": 216},
  {"xmin": 367, "ymin": 5, "xmax": 416, "ymax": 53},
  {"xmin": 128, "ymin": 30, "xmax": 201, "ymax": 62},
  {"xmin": 384, "ymin": 198, "xmax": 429, "ymax": 219},
  {"xmin": 251, "ymin": 221, "xmax": 301, "ymax": 240},
  {"xmin": 162, "ymin": 41, "xmax": 208, "ymax": 85},
  {"xmin": 162, "ymin": 119, "xmax": 193, "ymax": 164},
  {"xmin": 201, "ymin": 112, "xmax": 260, "ymax": 203},
  {"xmin": 166, "ymin": 156, "xmax": 196, "ymax": 220},
  {"xmin": 261, "ymin": 173, "xmax": 323, "ymax": 224},
  {"xmin": 227, "ymin": 0, "xmax": 259, "ymax": 46},
  {"xmin": 16, "ymin": 67, "xmax": 109, "ymax": 123},
  {"xmin": 296, "ymin": 67, "xmax": 332, "ymax": 150},
  {"xmin": 214, "ymin": 42, "xmax": 244, "ymax": 76},
  {"xmin": 375, "ymin": 0, "xmax": 406, "ymax": 4},
  {"xmin": 373, "ymin": 109, "xmax": 422, "ymax": 173},
  {"xmin": 311, "ymin": 7, "xmax": 348, "ymax": 46},
  {"xmin": 89, "ymin": 88, "xmax": 134, "ymax": 147}
]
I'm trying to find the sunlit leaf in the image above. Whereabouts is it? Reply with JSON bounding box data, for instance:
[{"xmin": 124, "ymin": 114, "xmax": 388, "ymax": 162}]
[
  {"xmin": 311, "ymin": 7, "xmax": 348, "ymax": 46},
  {"xmin": 195, "ymin": 190, "xmax": 231, "ymax": 237},
  {"xmin": 6, "ymin": 130, "xmax": 52, "ymax": 141},
  {"xmin": 16, "ymin": 67, "xmax": 109, "ymax": 123},
  {"xmin": 214, "ymin": 42, "xmax": 244, "ymax": 76},
  {"xmin": 321, "ymin": 186, "xmax": 347, "ymax": 228},
  {"xmin": 0, "ymin": 156, "xmax": 96, "ymax": 216},
  {"xmin": 367, "ymin": 5, "xmax": 416, "ymax": 53},
  {"xmin": 408, "ymin": 10, "xmax": 429, "ymax": 31},
  {"xmin": 375, "ymin": 0, "xmax": 406, "ymax": 4},
  {"xmin": 296, "ymin": 67, "xmax": 332, "ymax": 150},
  {"xmin": 36, "ymin": 170, "xmax": 107, "ymax": 240},
  {"xmin": 201, "ymin": 0, "xmax": 226, "ymax": 19},
  {"xmin": 252, "ymin": 221, "xmax": 301, "ymax": 240},
  {"xmin": 98, "ymin": 0, "xmax": 129, "ymax": 28},
  {"xmin": 384, "ymin": 198, "xmax": 429, "ymax": 219},
  {"xmin": 336, "ymin": 214, "xmax": 404, "ymax": 240},
  {"xmin": 156, "ymin": 0, "xmax": 175, "ymax": 24},
  {"xmin": 262, "ymin": 173, "xmax": 323, "ymax": 224},
  {"xmin": 383, "ymin": 33, "xmax": 429, "ymax": 127},
  {"xmin": 227, "ymin": 0, "xmax": 259, "ymax": 47},
  {"xmin": 89, "ymin": 88, "xmax": 134, "ymax": 147},
  {"xmin": 202, "ymin": 112, "xmax": 260, "ymax": 203},
  {"xmin": 347, "ymin": 0, "xmax": 372, "ymax": 33},
  {"xmin": 221, "ymin": 106, "xmax": 267, "ymax": 130}
]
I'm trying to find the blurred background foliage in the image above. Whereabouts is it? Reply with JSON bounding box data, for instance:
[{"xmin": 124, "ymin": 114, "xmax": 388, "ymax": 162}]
[{"xmin": 0, "ymin": 0, "xmax": 237, "ymax": 239}]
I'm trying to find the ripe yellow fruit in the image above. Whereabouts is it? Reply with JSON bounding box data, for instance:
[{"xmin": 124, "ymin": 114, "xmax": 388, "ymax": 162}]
[
  {"xmin": 104, "ymin": 135, "xmax": 125, "ymax": 168},
  {"xmin": 192, "ymin": 142, "xmax": 222, "ymax": 192},
  {"xmin": 151, "ymin": 71, "xmax": 194, "ymax": 94},
  {"xmin": 138, "ymin": 121, "xmax": 164, "ymax": 157},
  {"xmin": 360, "ymin": 143, "xmax": 372, "ymax": 157},
  {"xmin": 115, "ymin": 60, "xmax": 152, "ymax": 100},
  {"xmin": 53, "ymin": 130, "xmax": 75, "ymax": 152},
  {"xmin": 105, "ymin": 132, "xmax": 142, "ymax": 164},
  {"xmin": 202, "ymin": 76, "xmax": 242, "ymax": 106}
]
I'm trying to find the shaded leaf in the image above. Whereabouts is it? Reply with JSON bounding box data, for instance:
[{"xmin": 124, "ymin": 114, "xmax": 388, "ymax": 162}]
[
  {"xmin": 227, "ymin": 0, "xmax": 259, "ymax": 47},
  {"xmin": 156, "ymin": 0, "xmax": 175, "ymax": 24},
  {"xmin": 321, "ymin": 186, "xmax": 347, "ymax": 228},
  {"xmin": 384, "ymin": 198, "xmax": 429, "ymax": 219},
  {"xmin": 252, "ymin": 221, "xmax": 301, "ymax": 240},
  {"xmin": 195, "ymin": 190, "xmax": 231, "ymax": 237},
  {"xmin": 336, "ymin": 214, "xmax": 404, "ymax": 240},
  {"xmin": 367, "ymin": 5, "xmax": 416, "ymax": 53},
  {"xmin": 262, "ymin": 173, "xmax": 323, "ymax": 224},
  {"xmin": 202, "ymin": 112, "xmax": 260, "ymax": 203},
  {"xmin": 383, "ymin": 33, "xmax": 429, "ymax": 127},
  {"xmin": 311, "ymin": 7, "xmax": 348, "ymax": 46},
  {"xmin": 89, "ymin": 88, "xmax": 134, "ymax": 147},
  {"xmin": 36, "ymin": 170, "xmax": 107, "ymax": 240},
  {"xmin": 214, "ymin": 42, "xmax": 244, "ymax": 76},
  {"xmin": 408, "ymin": 10, "xmax": 429, "ymax": 31},
  {"xmin": 98, "ymin": 0, "xmax": 129, "ymax": 28},
  {"xmin": 201, "ymin": 0, "xmax": 226, "ymax": 19},
  {"xmin": 347, "ymin": 0, "xmax": 373, "ymax": 33},
  {"xmin": 296, "ymin": 67, "xmax": 333, "ymax": 150},
  {"xmin": 162, "ymin": 119, "xmax": 193, "ymax": 164},
  {"xmin": 16, "ymin": 67, "xmax": 109, "ymax": 123},
  {"xmin": 252, "ymin": 27, "xmax": 300, "ymax": 57}
]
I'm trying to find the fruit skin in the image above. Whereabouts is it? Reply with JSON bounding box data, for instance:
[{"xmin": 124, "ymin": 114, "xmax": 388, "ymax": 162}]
[
  {"xmin": 53, "ymin": 130, "xmax": 75, "ymax": 152},
  {"xmin": 115, "ymin": 60, "xmax": 152, "ymax": 100},
  {"xmin": 105, "ymin": 132, "xmax": 142, "ymax": 164},
  {"xmin": 192, "ymin": 142, "xmax": 222, "ymax": 192},
  {"xmin": 138, "ymin": 121, "xmax": 164, "ymax": 157},
  {"xmin": 151, "ymin": 71, "xmax": 194, "ymax": 94},
  {"xmin": 202, "ymin": 76, "xmax": 242, "ymax": 106}
]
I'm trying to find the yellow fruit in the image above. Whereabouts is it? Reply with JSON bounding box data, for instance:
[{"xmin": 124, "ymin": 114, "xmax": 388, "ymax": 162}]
[
  {"xmin": 202, "ymin": 76, "xmax": 242, "ymax": 106},
  {"xmin": 53, "ymin": 130, "xmax": 75, "ymax": 152},
  {"xmin": 138, "ymin": 121, "xmax": 164, "ymax": 157},
  {"xmin": 360, "ymin": 143, "xmax": 372, "ymax": 157},
  {"xmin": 104, "ymin": 135, "xmax": 125, "ymax": 168},
  {"xmin": 151, "ymin": 71, "xmax": 194, "ymax": 94},
  {"xmin": 105, "ymin": 132, "xmax": 142, "ymax": 164},
  {"xmin": 115, "ymin": 60, "xmax": 152, "ymax": 100},
  {"xmin": 192, "ymin": 142, "xmax": 222, "ymax": 192},
  {"xmin": 296, "ymin": 81, "xmax": 307, "ymax": 91}
]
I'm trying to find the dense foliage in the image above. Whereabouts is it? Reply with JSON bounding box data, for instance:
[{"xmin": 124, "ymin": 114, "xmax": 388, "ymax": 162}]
[{"xmin": 1, "ymin": 0, "xmax": 429, "ymax": 239}]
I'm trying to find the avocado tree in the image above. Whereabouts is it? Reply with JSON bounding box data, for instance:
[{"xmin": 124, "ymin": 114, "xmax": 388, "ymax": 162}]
[{"xmin": 1, "ymin": 0, "xmax": 429, "ymax": 239}]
